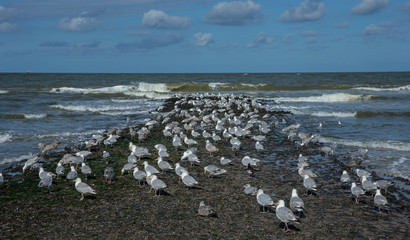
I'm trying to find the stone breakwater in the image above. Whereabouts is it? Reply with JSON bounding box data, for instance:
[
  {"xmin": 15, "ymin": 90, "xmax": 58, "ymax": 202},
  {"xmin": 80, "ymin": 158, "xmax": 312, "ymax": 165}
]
[{"xmin": 0, "ymin": 94, "xmax": 408, "ymax": 239}]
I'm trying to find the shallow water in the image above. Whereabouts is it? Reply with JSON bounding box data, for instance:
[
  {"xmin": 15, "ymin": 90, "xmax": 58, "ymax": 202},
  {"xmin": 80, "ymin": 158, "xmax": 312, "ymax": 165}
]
[{"xmin": 0, "ymin": 72, "xmax": 409, "ymax": 185}]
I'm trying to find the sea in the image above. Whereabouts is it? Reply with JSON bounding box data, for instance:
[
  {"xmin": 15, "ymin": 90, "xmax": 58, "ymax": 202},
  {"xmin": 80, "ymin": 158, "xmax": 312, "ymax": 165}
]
[{"xmin": 0, "ymin": 72, "xmax": 409, "ymax": 198}]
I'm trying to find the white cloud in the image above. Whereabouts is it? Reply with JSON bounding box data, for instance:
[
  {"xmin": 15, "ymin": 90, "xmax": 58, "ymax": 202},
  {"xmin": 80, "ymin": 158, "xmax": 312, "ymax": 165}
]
[
  {"xmin": 193, "ymin": 32, "xmax": 214, "ymax": 46},
  {"xmin": 0, "ymin": 22, "xmax": 18, "ymax": 32},
  {"xmin": 57, "ymin": 12, "xmax": 98, "ymax": 32},
  {"xmin": 278, "ymin": 0, "xmax": 325, "ymax": 22},
  {"xmin": 247, "ymin": 32, "xmax": 276, "ymax": 48},
  {"xmin": 142, "ymin": 9, "xmax": 190, "ymax": 29},
  {"xmin": 363, "ymin": 24, "xmax": 385, "ymax": 35},
  {"xmin": 203, "ymin": 0, "xmax": 264, "ymax": 26},
  {"xmin": 351, "ymin": 0, "xmax": 389, "ymax": 15}
]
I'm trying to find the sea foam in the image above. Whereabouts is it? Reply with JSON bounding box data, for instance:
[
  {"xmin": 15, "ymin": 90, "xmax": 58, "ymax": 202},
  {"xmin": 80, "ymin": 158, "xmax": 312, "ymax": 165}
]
[
  {"xmin": 317, "ymin": 136, "xmax": 410, "ymax": 152},
  {"xmin": 274, "ymin": 93, "xmax": 374, "ymax": 103},
  {"xmin": 353, "ymin": 85, "xmax": 410, "ymax": 92},
  {"xmin": 0, "ymin": 133, "xmax": 12, "ymax": 144},
  {"xmin": 50, "ymin": 104, "xmax": 141, "ymax": 112}
]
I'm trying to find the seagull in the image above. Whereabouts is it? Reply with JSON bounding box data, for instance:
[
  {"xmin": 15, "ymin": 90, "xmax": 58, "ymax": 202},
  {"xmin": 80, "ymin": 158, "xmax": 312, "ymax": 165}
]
[
  {"xmin": 143, "ymin": 161, "xmax": 160, "ymax": 175},
  {"xmin": 180, "ymin": 170, "xmax": 199, "ymax": 189},
  {"xmin": 289, "ymin": 189, "xmax": 305, "ymax": 217},
  {"xmin": 298, "ymin": 167, "xmax": 318, "ymax": 178},
  {"xmin": 198, "ymin": 201, "xmax": 217, "ymax": 217},
  {"xmin": 133, "ymin": 167, "xmax": 146, "ymax": 185},
  {"xmin": 374, "ymin": 189, "xmax": 388, "ymax": 212},
  {"xmin": 66, "ymin": 166, "xmax": 78, "ymax": 181},
  {"xmin": 275, "ymin": 199, "xmax": 300, "ymax": 233},
  {"xmin": 148, "ymin": 174, "xmax": 167, "ymax": 196},
  {"xmin": 243, "ymin": 184, "xmax": 258, "ymax": 195},
  {"xmin": 340, "ymin": 170, "xmax": 351, "ymax": 186},
  {"xmin": 104, "ymin": 167, "xmax": 115, "ymax": 183},
  {"xmin": 303, "ymin": 175, "xmax": 317, "ymax": 194},
  {"xmin": 255, "ymin": 141, "xmax": 264, "ymax": 151},
  {"xmin": 220, "ymin": 157, "xmax": 232, "ymax": 165},
  {"xmin": 23, "ymin": 156, "xmax": 40, "ymax": 173},
  {"xmin": 256, "ymin": 189, "xmax": 275, "ymax": 213},
  {"xmin": 121, "ymin": 163, "xmax": 136, "ymax": 175},
  {"xmin": 175, "ymin": 163, "xmax": 187, "ymax": 179},
  {"xmin": 157, "ymin": 157, "xmax": 173, "ymax": 172},
  {"xmin": 361, "ymin": 176, "xmax": 377, "ymax": 195},
  {"xmin": 374, "ymin": 180, "xmax": 393, "ymax": 193},
  {"xmin": 172, "ymin": 135, "xmax": 182, "ymax": 148},
  {"xmin": 37, "ymin": 172, "xmax": 53, "ymax": 192},
  {"xmin": 81, "ymin": 163, "xmax": 92, "ymax": 179},
  {"xmin": 205, "ymin": 140, "xmax": 219, "ymax": 156},
  {"xmin": 187, "ymin": 153, "xmax": 200, "ymax": 166},
  {"xmin": 74, "ymin": 177, "xmax": 97, "ymax": 200},
  {"xmin": 241, "ymin": 156, "xmax": 260, "ymax": 166},
  {"xmin": 55, "ymin": 162, "xmax": 65, "ymax": 179},
  {"xmin": 355, "ymin": 168, "xmax": 371, "ymax": 178},
  {"xmin": 351, "ymin": 182, "xmax": 365, "ymax": 204},
  {"xmin": 204, "ymin": 165, "xmax": 227, "ymax": 178}
]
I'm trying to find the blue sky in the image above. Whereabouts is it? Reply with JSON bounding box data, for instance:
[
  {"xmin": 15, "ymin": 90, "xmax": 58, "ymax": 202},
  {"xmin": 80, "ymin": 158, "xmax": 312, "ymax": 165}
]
[{"xmin": 0, "ymin": 0, "xmax": 409, "ymax": 73}]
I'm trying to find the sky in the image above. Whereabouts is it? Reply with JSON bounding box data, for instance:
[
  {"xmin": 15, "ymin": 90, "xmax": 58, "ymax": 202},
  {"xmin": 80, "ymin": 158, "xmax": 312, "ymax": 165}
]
[{"xmin": 0, "ymin": 0, "xmax": 409, "ymax": 73}]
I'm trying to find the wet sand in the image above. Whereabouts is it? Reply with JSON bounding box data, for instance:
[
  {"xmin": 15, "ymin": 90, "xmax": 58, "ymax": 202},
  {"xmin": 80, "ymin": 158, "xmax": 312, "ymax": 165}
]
[{"xmin": 0, "ymin": 96, "xmax": 409, "ymax": 239}]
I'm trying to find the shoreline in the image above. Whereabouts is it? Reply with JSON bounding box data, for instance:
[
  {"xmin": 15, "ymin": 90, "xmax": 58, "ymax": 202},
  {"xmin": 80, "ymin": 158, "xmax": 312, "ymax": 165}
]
[{"xmin": 0, "ymin": 94, "xmax": 409, "ymax": 239}]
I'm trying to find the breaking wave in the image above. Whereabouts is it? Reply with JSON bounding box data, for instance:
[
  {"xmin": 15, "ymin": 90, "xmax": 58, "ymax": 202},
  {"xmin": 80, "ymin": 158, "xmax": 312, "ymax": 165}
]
[
  {"xmin": 0, "ymin": 133, "xmax": 12, "ymax": 144},
  {"xmin": 353, "ymin": 85, "xmax": 410, "ymax": 92},
  {"xmin": 0, "ymin": 90, "xmax": 9, "ymax": 94},
  {"xmin": 317, "ymin": 136, "xmax": 410, "ymax": 152},
  {"xmin": 274, "ymin": 93, "xmax": 375, "ymax": 103},
  {"xmin": 0, "ymin": 113, "xmax": 47, "ymax": 119},
  {"xmin": 50, "ymin": 104, "xmax": 141, "ymax": 112}
]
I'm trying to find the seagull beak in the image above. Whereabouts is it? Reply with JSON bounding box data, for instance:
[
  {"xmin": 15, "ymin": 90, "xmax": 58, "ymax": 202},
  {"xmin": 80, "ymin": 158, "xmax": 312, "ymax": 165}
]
[
  {"xmin": 73, "ymin": 180, "xmax": 76, "ymax": 182},
  {"xmin": 121, "ymin": 172, "xmax": 124, "ymax": 176}
]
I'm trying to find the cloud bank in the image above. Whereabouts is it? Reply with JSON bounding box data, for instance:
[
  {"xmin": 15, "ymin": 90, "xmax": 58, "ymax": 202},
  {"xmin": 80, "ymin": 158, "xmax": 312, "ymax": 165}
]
[
  {"xmin": 351, "ymin": 0, "xmax": 389, "ymax": 15},
  {"xmin": 142, "ymin": 9, "xmax": 190, "ymax": 29},
  {"xmin": 203, "ymin": 0, "xmax": 264, "ymax": 26},
  {"xmin": 278, "ymin": 0, "xmax": 325, "ymax": 22},
  {"xmin": 57, "ymin": 12, "xmax": 98, "ymax": 32}
]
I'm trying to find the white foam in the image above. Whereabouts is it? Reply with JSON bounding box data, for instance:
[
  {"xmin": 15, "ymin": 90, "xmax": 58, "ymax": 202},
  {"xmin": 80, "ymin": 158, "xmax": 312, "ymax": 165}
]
[
  {"xmin": 354, "ymin": 85, "xmax": 410, "ymax": 92},
  {"xmin": 317, "ymin": 136, "xmax": 410, "ymax": 152},
  {"xmin": 308, "ymin": 111, "xmax": 356, "ymax": 118},
  {"xmin": 209, "ymin": 82, "xmax": 229, "ymax": 91},
  {"xmin": 136, "ymin": 82, "xmax": 170, "ymax": 93},
  {"xmin": 110, "ymin": 99, "xmax": 144, "ymax": 103},
  {"xmin": 274, "ymin": 93, "xmax": 374, "ymax": 103},
  {"xmin": 0, "ymin": 133, "xmax": 12, "ymax": 144},
  {"xmin": 50, "ymin": 104, "xmax": 141, "ymax": 112},
  {"xmin": 24, "ymin": 113, "xmax": 47, "ymax": 119},
  {"xmin": 50, "ymin": 85, "xmax": 137, "ymax": 94},
  {"xmin": 0, "ymin": 90, "xmax": 9, "ymax": 94},
  {"xmin": 1, "ymin": 152, "xmax": 36, "ymax": 165},
  {"xmin": 34, "ymin": 129, "xmax": 104, "ymax": 140}
]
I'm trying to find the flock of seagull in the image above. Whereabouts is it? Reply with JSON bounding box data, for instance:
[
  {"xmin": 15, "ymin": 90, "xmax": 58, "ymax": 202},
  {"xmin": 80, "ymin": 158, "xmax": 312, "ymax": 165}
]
[{"xmin": 5, "ymin": 93, "xmax": 394, "ymax": 233}]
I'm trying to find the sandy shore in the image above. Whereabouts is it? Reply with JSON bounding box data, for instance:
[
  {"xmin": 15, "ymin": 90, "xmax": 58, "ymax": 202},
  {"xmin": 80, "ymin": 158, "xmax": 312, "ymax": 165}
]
[{"xmin": 0, "ymin": 95, "xmax": 409, "ymax": 239}]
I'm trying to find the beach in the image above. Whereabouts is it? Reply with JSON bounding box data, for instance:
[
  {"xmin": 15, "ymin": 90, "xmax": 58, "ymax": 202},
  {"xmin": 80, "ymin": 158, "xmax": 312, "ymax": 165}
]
[{"xmin": 0, "ymin": 95, "xmax": 408, "ymax": 239}]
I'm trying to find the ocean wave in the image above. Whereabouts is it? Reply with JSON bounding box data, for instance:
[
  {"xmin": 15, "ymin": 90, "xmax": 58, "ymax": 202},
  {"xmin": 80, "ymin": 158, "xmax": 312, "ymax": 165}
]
[
  {"xmin": 353, "ymin": 85, "xmax": 410, "ymax": 92},
  {"xmin": 123, "ymin": 91, "xmax": 171, "ymax": 99},
  {"xmin": 0, "ymin": 113, "xmax": 47, "ymax": 119},
  {"xmin": 1, "ymin": 152, "xmax": 36, "ymax": 165},
  {"xmin": 274, "ymin": 93, "xmax": 375, "ymax": 103},
  {"xmin": 0, "ymin": 133, "xmax": 12, "ymax": 144},
  {"xmin": 34, "ymin": 129, "xmax": 104, "ymax": 140},
  {"xmin": 0, "ymin": 90, "xmax": 9, "ymax": 94},
  {"xmin": 50, "ymin": 85, "xmax": 137, "ymax": 94},
  {"xmin": 308, "ymin": 111, "xmax": 356, "ymax": 118},
  {"xmin": 50, "ymin": 104, "xmax": 141, "ymax": 112},
  {"xmin": 317, "ymin": 136, "xmax": 410, "ymax": 152}
]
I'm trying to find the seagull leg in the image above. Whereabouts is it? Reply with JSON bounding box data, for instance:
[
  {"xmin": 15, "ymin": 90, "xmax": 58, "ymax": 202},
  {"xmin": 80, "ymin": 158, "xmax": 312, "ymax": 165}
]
[
  {"xmin": 355, "ymin": 197, "xmax": 359, "ymax": 204},
  {"xmin": 80, "ymin": 194, "xmax": 84, "ymax": 201}
]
